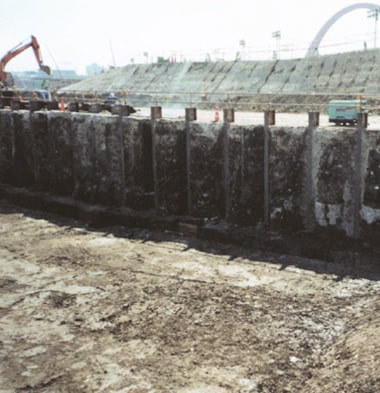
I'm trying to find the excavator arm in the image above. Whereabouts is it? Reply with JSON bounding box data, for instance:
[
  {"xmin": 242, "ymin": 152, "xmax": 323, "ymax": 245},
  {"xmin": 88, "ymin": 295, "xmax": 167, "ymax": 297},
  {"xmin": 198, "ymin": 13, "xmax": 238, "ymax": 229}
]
[{"xmin": 0, "ymin": 35, "xmax": 51, "ymax": 86}]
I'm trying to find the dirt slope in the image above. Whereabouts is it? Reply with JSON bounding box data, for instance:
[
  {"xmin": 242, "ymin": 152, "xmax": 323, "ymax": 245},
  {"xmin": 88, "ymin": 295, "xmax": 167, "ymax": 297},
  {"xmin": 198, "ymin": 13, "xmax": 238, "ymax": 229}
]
[{"xmin": 63, "ymin": 49, "xmax": 380, "ymax": 97}]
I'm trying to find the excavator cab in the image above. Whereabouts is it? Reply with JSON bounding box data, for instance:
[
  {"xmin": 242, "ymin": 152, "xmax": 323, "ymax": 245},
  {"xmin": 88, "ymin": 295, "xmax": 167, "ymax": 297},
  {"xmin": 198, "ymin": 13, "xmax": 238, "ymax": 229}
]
[{"xmin": 2, "ymin": 72, "xmax": 15, "ymax": 88}]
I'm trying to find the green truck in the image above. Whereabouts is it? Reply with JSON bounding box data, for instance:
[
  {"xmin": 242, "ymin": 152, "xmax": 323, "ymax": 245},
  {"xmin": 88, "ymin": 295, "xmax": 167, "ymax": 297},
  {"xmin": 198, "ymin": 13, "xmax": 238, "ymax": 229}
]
[{"xmin": 328, "ymin": 99, "xmax": 368, "ymax": 126}]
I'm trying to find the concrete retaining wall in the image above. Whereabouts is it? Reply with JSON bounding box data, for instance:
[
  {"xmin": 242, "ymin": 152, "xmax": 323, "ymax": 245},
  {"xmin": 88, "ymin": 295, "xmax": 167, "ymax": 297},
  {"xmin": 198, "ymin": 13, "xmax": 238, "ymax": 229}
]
[
  {"xmin": 63, "ymin": 49, "xmax": 380, "ymax": 106},
  {"xmin": 0, "ymin": 109, "xmax": 379, "ymax": 241}
]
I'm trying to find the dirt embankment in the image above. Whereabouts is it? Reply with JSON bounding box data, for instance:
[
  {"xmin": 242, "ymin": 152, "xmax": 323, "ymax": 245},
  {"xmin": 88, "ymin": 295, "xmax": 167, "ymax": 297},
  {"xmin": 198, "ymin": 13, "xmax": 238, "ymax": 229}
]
[
  {"xmin": 61, "ymin": 49, "xmax": 380, "ymax": 113},
  {"xmin": 1, "ymin": 200, "xmax": 379, "ymax": 392}
]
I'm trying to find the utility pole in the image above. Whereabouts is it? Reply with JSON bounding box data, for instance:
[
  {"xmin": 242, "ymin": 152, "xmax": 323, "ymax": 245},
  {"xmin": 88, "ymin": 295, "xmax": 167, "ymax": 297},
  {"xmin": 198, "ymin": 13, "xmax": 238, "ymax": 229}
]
[
  {"xmin": 238, "ymin": 39, "xmax": 246, "ymax": 61},
  {"xmin": 367, "ymin": 8, "xmax": 380, "ymax": 48},
  {"xmin": 272, "ymin": 31, "xmax": 281, "ymax": 59},
  {"xmin": 108, "ymin": 38, "xmax": 116, "ymax": 67}
]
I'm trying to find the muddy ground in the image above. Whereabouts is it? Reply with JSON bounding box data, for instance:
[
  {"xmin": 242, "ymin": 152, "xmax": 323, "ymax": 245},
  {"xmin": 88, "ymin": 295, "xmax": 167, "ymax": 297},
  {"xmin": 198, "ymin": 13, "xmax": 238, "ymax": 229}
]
[{"xmin": 0, "ymin": 200, "xmax": 379, "ymax": 393}]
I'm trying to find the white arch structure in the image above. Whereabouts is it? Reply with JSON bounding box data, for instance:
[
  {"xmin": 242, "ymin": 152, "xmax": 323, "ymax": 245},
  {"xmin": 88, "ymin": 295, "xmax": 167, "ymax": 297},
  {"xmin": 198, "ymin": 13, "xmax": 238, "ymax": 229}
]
[{"xmin": 306, "ymin": 2, "xmax": 380, "ymax": 57}]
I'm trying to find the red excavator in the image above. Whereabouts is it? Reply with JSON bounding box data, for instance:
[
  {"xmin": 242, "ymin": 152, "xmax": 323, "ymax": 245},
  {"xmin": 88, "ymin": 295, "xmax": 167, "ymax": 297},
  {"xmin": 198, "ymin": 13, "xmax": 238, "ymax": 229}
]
[{"xmin": 0, "ymin": 35, "xmax": 51, "ymax": 87}]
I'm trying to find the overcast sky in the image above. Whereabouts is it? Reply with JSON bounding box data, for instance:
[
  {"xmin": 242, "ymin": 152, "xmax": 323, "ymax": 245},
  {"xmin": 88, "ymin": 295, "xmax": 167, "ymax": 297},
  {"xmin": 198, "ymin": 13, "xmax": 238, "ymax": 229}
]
[{"xmin": 1, "ymin": 0, "xmax": 379, "ymax": 74}]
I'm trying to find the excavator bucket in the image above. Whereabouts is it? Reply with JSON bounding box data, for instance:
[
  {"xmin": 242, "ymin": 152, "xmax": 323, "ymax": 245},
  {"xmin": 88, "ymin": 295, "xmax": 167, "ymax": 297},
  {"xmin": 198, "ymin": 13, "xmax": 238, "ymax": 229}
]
[{"xmin": 40, "ymin": 65, "xmax": 51, "ymax": 75}]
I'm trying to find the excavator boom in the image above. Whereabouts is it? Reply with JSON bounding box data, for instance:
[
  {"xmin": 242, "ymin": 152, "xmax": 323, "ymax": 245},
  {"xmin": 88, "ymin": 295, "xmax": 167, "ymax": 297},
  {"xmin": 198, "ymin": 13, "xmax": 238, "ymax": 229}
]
[
  {"xmin": 0, "ymin": 35, "xmax": 51, "ymax": 86},
  {"xmin": 30, "ymin": 35, "xmax": 51, "ymax": 75}
]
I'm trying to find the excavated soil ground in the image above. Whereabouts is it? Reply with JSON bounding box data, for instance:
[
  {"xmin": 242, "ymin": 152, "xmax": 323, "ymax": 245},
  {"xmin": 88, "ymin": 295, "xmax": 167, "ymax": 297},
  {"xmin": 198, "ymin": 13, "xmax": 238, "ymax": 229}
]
[{"xmin": 1, "ymin": 200, "xmax": 380, "ymax": 393}]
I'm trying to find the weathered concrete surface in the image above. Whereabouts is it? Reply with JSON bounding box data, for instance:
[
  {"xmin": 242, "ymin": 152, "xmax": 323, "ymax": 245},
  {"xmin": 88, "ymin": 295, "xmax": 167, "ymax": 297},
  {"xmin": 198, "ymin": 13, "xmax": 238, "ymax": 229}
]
[
  {"xmin": 71, "ymin": 113, "xmax": 125, "ymax": 205},
  {"xmin": 123, "ymin": 118, "xmax": 154, "ymax": 210},
  {"xmin": 269, "ymin": 127, "xmax": 306, "ymax": 231},
  {"xmin": 0, "ymin": 110, "xmax": 13, "ymax": 184},
  {"xmin": 0, "ymin": 110, "xmax": 379, "ymax": 245},
  {"xmin": 188, "ymin": 123, "xmax": 225, "ymax": 218},
  {"xmin": 226, "ymin": 125, "xmax": 264, "ymax": 225},
  {"xmin": 153, "ymin": 120, "xmax": 187, "ymax": 215},
  {"xmin": 314, "ymin": 129, "xmax": 358, "ymax": 234},
  {"xmin": 61, "ymin": 49, "xmax": 380, "ymax": 110}
]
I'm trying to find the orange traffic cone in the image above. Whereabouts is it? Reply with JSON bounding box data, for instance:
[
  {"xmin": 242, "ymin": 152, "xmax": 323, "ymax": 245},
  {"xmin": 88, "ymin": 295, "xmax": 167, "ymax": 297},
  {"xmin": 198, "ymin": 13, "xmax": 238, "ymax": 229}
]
[
  {"xmin": 60, "ymin": 97, "xmax": 65, "ymax": 111},
  {"xmin": 214, "ymin": 104, "xmax": 220, "ymax": 122}
]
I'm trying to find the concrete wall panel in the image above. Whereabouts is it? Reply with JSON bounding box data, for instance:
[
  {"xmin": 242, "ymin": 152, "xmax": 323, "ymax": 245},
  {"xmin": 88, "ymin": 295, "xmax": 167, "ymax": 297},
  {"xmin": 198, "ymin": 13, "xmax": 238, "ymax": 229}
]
[
  {"xmin": 189, "ymin": 123, "xmax": 224, "ymax": 218},
  {"xmin": 315, "ymin": 130, "xmax": 357, "ymax": 235},
  {"xmin": 270, "ymin": 127, "xmax": 306, "ymax": 231},
  {"xmin": 30, "ymin": 111, "xmax": 52, "ymax": 190},
  {"xmin": 362, "ymin": 131, "xmax": 380, "ymax": 240},
  {"xmin": 48, "ymin": 112, "xmax": 74, "ymax": 195},
  {"xmin": 363, "ymin": 132, "xmax": 380, "ymax": 209},
  {"xmin": 12, "ymin": 111, "xmax": 34, "ymax": 187},
  {"xmin": 0, "ymin": 111, "xmax": 14, "ymax": 184},
  {"xmin": 72, "ymin": 114, "xmax": 97, "ymax": 202},
  {"xmin": 154, "ymin": 120, "xmax": 187, "ymax": 215},
  {"xmin": 226, "ymin": 125, "xmax": 265, "ymax": 225},
  {"xmin": 123, "ymin": 118, "xmax": 154, "ymax": 210}
]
